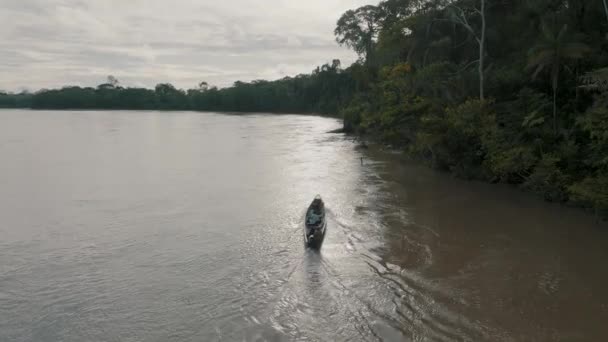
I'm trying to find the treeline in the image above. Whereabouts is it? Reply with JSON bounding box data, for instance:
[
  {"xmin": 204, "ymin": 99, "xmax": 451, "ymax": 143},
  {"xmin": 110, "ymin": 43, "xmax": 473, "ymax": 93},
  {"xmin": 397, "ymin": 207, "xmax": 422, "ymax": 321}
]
[
  {"xmin": 0, "ymin": 92, "xmax": 32, "ymax": 108},
  {"xmin": 0, "ymin": 61, "xmax": 355, "ymax": 115},
  {"xmin": 2, "ymin": 0, "xmax": 608, "ymax": 215}
]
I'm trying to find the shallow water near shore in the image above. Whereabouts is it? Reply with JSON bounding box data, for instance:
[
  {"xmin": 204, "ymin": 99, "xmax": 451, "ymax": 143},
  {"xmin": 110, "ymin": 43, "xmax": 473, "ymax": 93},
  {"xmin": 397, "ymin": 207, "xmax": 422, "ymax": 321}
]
[{"xmin": 1, "ymin": 109, "xmax": 607, "ymax": 341}]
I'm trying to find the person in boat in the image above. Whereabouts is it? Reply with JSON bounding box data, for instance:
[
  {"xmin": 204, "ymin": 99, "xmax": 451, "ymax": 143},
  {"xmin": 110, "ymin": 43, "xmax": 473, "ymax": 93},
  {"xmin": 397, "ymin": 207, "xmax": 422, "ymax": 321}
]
[
  {"xmin": 307, "ymin": 210, "xmax": 321, "ymax": 225},
  {"xmin": 307, "ymin": 198, "xmax": 323, "ymax": 225}
]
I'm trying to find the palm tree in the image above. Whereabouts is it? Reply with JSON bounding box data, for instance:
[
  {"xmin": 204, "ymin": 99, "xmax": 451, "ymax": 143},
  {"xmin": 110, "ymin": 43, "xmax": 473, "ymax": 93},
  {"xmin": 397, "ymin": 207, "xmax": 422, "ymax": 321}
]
[{"xmin": 527, "ymin": 23, "xmax": 590, "ymax": 135}]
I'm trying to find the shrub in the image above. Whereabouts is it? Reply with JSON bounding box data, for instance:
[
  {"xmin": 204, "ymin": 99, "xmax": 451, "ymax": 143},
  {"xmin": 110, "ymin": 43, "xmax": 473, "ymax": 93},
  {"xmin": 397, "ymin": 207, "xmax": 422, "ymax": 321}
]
[
  {"xmin": 569, "ymin": 176, "xmax": 608, "ymax": 214},
  {"xmin": 523, "ymin": 154, "xmax": 570, "ymax": 202},
  {"xmin": 441, "ymin": 99, "xmax": 497, "ymax": 179}
]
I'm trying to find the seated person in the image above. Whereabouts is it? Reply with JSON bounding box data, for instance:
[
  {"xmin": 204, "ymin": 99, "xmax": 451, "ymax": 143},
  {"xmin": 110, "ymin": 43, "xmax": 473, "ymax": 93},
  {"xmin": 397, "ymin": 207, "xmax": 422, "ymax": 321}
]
[{"xmin": 307, "ymin": 211, "xmax": 321, "ymax": 225}]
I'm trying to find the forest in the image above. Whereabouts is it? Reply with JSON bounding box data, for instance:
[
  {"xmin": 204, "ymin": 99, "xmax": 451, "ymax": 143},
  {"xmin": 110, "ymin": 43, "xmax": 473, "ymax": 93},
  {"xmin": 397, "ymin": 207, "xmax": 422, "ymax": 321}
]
[
  {"xmin": 1, "ymin": 0, "xmax": 607, "ymax": 215},
  {"xmin": 0, "ymin": 67, "xmax": 354, "ymax": 115}
]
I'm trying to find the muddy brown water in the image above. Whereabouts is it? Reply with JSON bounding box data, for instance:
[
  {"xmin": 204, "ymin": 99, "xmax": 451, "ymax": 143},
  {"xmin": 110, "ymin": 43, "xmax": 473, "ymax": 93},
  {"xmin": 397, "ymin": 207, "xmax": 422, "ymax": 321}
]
[{"xmin": 1, "ymin": 110, "xmax": 607, "ymax": 341}]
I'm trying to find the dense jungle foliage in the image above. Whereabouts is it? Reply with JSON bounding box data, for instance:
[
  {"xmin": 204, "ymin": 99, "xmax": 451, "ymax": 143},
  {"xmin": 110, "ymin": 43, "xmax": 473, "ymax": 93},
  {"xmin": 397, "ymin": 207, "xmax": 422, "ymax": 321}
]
[
  {"xmin": 331, "ymin": 0, "xmax": 608, "ymax": 216},
  {"xmin": 1, "ymin": 0, "xmax": 607, "ymax": 214}
]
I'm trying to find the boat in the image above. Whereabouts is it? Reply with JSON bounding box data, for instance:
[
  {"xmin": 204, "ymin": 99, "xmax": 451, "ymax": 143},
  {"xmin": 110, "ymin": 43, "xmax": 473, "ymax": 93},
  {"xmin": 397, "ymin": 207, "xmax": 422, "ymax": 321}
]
[{"xmin": 304, "ymin": 195, "xmax": 327, "ymax": 249}]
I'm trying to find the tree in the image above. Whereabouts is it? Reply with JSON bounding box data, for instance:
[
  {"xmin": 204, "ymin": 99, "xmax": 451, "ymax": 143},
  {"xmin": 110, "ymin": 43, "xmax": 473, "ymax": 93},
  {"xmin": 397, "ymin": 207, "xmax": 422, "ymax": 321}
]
[
  {"xmin": 107, "ymin": 75, "xmax": 119, "ymax": 87},
  {"xmin": 155, "ymin": 83, "xmax": 187, "ymax": 109},
  {"xmin": 332, "ymin": 59, "xmax": 342, "ymax": 70},
  {"xmin": 527, "ymin": 23, "xmax": 590, "ymax": 134},
  {"xmin": 378, "ymin": 0, "xmax": 417, "ymax": 24},
  {"xmin": 335, "ymin": 5, "xmax": 383, "ymax": 65},
  {"xmin": 448, "ymin": 0, "xmax": 487, "ymax": 100}
]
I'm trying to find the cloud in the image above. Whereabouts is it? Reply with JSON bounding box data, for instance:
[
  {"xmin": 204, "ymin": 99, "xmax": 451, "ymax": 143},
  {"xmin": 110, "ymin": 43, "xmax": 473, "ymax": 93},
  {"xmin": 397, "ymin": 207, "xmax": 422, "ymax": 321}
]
[{"xmin": 0, "ymin": 0, "xmax": 371, "ymax": 91}]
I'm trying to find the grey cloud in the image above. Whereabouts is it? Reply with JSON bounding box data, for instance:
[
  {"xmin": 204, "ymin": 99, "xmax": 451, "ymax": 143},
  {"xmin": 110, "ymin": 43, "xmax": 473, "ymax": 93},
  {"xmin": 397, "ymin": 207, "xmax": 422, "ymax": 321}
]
[{"xmin": 0, "ymin": 0, "xmax": 367, "ymax": 91}]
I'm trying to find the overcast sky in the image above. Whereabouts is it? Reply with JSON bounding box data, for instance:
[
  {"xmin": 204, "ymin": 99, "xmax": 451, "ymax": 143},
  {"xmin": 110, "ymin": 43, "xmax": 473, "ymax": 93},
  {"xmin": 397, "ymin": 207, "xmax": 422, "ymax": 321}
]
[{"xmin": 1, "ymin": 0, "xmax": 371, "ymax": 91}]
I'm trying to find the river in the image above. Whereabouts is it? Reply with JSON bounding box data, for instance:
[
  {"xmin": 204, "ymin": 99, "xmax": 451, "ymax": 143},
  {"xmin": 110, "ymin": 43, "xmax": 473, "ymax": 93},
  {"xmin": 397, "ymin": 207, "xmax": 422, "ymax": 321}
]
[{"xmin": 1, "ymin": 109, "xmax": 607, "ymax": 341}]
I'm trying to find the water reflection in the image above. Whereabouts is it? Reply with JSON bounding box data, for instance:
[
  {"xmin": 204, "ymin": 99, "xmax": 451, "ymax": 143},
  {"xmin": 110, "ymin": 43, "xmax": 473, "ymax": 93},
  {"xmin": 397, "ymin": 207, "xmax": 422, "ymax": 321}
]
[
  {"xmin": 303, "ymin": 249, "xmax": 323, "ymax": 291},
  {"xmin": 364, "ymin": 146, "xmax": 608, "ymax": 341}
]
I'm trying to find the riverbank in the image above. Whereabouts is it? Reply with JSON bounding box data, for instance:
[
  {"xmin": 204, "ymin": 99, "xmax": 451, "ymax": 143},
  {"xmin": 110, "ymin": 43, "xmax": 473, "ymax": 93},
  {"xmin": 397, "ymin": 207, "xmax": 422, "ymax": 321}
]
[{"xmin": 349, "ymin": 128, "xmax": 608, "ymax": 221}]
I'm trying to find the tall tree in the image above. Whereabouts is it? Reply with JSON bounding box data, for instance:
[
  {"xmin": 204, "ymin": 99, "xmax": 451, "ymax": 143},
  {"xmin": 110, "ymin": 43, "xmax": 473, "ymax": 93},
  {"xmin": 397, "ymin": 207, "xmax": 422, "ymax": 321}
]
[
  {"xmin": 335, "ymin": 5, "xmax": 383, "ymax": 65},
  {"xmin": 527, "ymin": 23, "xmax": 590, "ymax": 134},
  {"xmin": 107, "ymin": 75, "xmax": 119, "ymax": 87},
  {"xmin": 378, "ymin": 0, "xmax": 417, "ymax": 24},
  {"xmin": 448, "ymin": 0, "xmax": 487, "ymax": 100}
]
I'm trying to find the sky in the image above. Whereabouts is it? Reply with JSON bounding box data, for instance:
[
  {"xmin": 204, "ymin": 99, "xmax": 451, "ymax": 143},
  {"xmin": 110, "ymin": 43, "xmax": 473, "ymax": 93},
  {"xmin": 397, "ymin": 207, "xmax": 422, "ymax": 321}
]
[{"xmin": 0, "ymin": 0, "xmax": 371, "ymax": 92}]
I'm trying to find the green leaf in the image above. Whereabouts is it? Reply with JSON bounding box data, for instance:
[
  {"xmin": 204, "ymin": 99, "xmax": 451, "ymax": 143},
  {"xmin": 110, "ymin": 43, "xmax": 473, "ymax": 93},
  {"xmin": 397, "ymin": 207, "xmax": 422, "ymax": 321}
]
[{"xmin": 522, "ymin": 110, "xmax": 546, "ymax": 128}]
